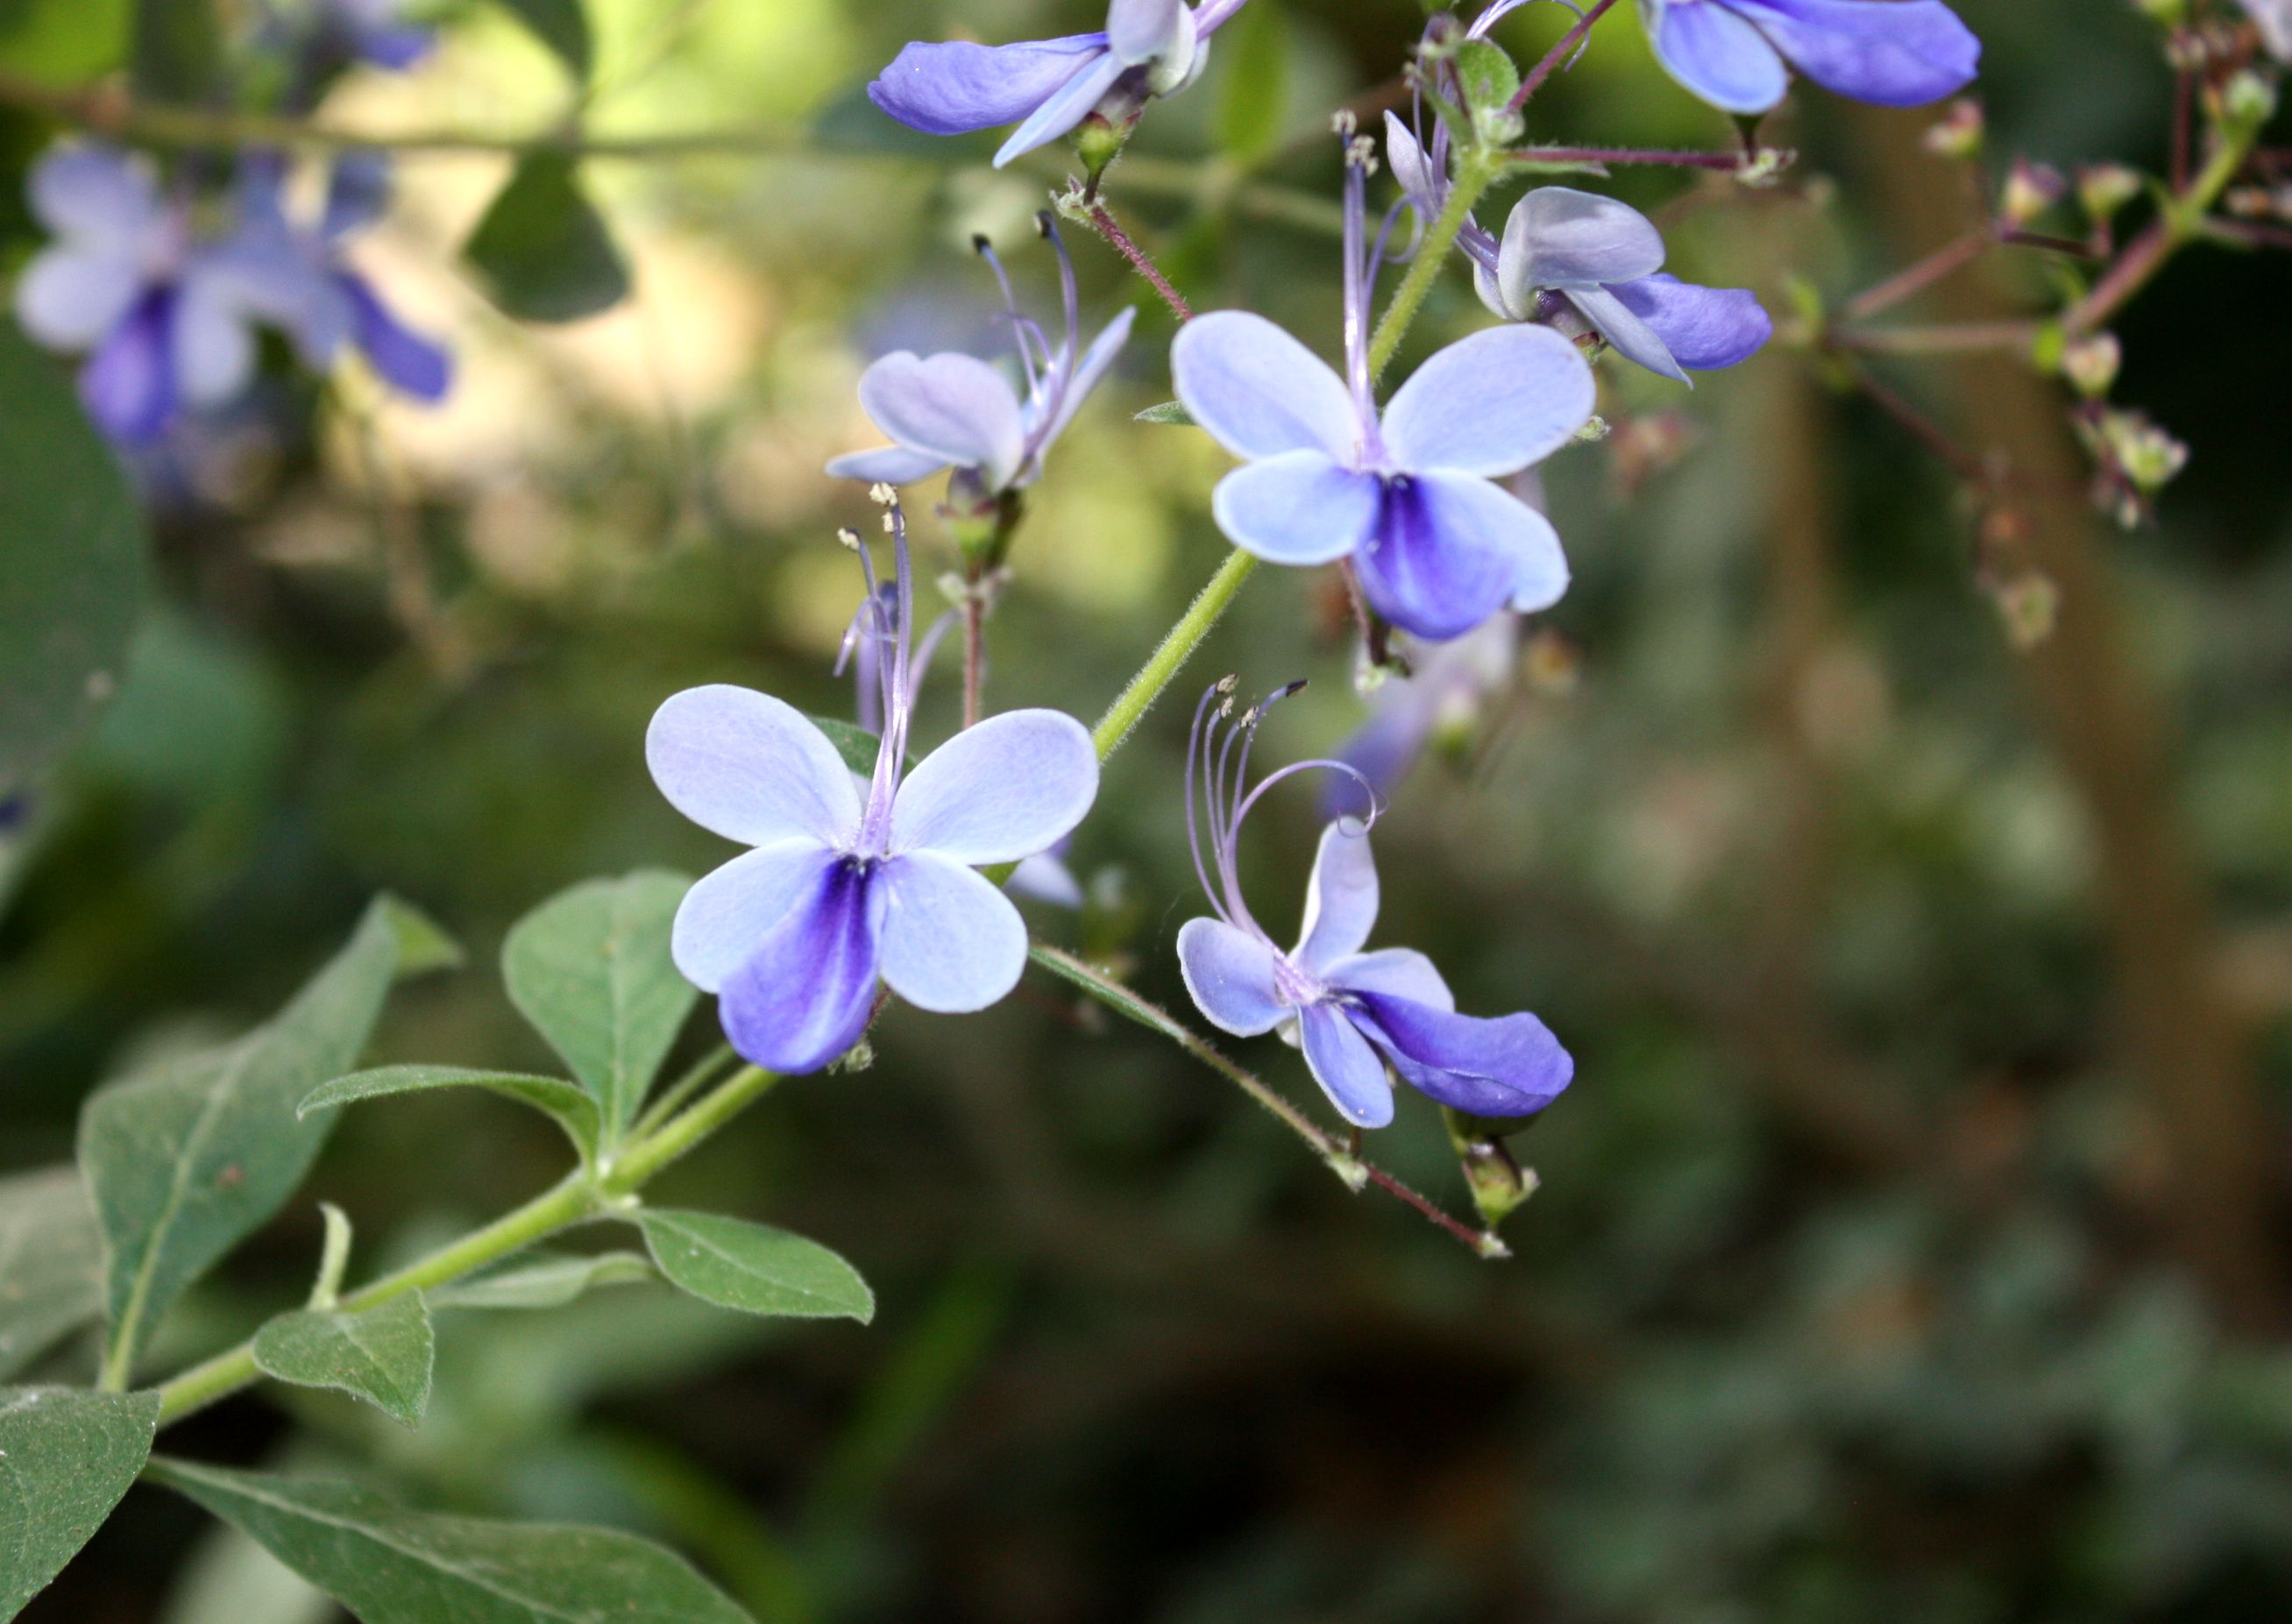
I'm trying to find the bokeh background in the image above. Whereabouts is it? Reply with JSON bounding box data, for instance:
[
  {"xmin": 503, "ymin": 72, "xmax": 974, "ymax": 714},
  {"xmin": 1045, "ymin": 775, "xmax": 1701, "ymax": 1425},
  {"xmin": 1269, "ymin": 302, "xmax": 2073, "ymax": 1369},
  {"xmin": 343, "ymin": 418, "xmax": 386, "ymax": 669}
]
[{"xmin": 7, "ymin": 0, "xmax": 2292, "ymax": 1619}]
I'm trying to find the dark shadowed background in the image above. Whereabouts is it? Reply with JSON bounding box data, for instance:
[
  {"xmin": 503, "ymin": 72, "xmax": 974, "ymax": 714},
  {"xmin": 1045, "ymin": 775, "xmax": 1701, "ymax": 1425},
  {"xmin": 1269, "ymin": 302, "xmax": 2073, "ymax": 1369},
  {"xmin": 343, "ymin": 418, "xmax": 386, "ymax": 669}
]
[{"xmin": 6, "ymin": 0, "xmax": 2292, "ymax": 1619}]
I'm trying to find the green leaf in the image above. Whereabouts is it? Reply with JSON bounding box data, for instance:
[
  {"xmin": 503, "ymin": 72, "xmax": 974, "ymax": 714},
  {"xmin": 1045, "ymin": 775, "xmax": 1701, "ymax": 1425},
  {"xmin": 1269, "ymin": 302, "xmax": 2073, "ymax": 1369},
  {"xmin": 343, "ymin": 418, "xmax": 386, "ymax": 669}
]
[
  {"xmin": 251, "ymin": 1294, "xmax": 434, "ymax": 1427},
  {"xmin": 1134, "ymin": 401, "xmax": 1196, "ymax": 426},
  {"xmin": 0, "ymin": 0, "xmax": 131, "ymax": 82},
  {"xmin": 0, "ymin": 1168, "xmax": 102, "ymax": 1382},
  {"xmin": 78, "ymin": 898, "xmax": 419, "ymax": 1382},
  {"xmin": 299, "ymin": 1065, "xmax": 601, "ymax": 1163},
  {"xmin": 637, "ymin": 1209, "xmax": 873, "ymax": 1323},
  {"xmin": 0, "ymin": 1386, "xmax": 159, "ymax": 1622},
  {"xmin": 130, "ymin": 0, "xmax": 220, "ymax": 100},
  {"xmin": 1211, "ymin": 0, "xmax": 1290, "ymax": 164},
  {"xmin": 0, "ymin": 319, "xmax": 148, "ymax": 799},
  {"xmin": 145, "ymin": 1458, "xmax": 758, "ymax": 1624},
  {"xmin": 1452, "ymin": 39, "xmax": 1520, "ymax": 117},
  {"xmin": 430, "ymin": 1251, "xmax": 654, "ymax": 1312},
  {"xmin": 489, "ymin": 0, "xmax": 591, "ymax": 80},
  {"xmin": 464, "ymin": 155, "xmax": 630, "ymax": 324},
  {"xmin": 809, "ymin": 716, "xmax": 881, "ymax": 777},
  {"xmin": 503, "ymin": 871, "xmax": 695, "ymax": 1141}
]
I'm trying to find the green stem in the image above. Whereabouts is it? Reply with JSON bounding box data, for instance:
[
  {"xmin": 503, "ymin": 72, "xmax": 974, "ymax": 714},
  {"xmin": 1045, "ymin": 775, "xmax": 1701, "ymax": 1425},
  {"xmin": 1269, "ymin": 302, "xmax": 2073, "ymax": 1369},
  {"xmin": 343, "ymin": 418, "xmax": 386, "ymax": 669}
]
[
  {"xmin": 1090, "ymin": 548, "xmax": 1260, "ymax": 761},
  {"xmin": 605, "ymin": 1066, "xmax": 780, "ymax": 1192},
  {"xmin": 1366, "ymin": 152, "xmax": 1499, "ymax": 381},
  {"xmin": 2067, "ymin": 117, "xmax": 2258, "ymax": 337},
  {"xmin": 147, "ymin": 1063, "xmax": 781, "ymax": 1429},
  {"xmin": 1029, "ymin": 945, "xmax": 1510, "ymax": 1257},
  {"xmin": 631, "ymin": 1043, "xmax": 738, "ymax": 1139}
]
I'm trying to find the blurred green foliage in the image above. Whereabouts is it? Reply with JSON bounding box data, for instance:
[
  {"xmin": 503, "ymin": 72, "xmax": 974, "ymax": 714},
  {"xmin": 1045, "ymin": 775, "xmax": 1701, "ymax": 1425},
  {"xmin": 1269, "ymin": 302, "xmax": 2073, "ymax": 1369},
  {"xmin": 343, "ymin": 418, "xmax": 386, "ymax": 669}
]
[{"xmin": 4, "ymin": 0, "xmax": 2292, "ymax": 1620}]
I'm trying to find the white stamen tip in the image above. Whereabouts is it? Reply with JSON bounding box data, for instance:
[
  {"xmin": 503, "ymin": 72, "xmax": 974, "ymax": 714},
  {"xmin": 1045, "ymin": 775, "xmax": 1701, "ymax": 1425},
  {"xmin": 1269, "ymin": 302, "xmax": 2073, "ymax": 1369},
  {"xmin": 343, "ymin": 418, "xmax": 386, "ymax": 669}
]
[
  {"xmin": 869, "ymin": 482, "xmax": 898, "ymax": 506},
  {"xmin": 1330, "ymin": 110, "xmax": 1358, "ymax": 138},
  {"xmin": 834, "ymin": 527, "xmax": 862, "ymax": 551}
]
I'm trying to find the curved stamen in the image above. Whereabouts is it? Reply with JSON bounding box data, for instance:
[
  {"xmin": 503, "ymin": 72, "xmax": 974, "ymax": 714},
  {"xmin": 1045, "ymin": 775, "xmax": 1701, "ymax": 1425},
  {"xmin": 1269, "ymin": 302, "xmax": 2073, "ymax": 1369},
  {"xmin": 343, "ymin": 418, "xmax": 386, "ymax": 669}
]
[
  {"xmin": 1015, "ymin": 214, "xmax": 1085, "ymax": 480},
  {"xmin": 1230, "ymin": 758, "xmax": 1384, "ymax": 837},
  {"xmin": 1339, "ymin": 126, "xmax": 1377, "ymax": 434},
  {"xmin": 974, "ymin": 234, "xmax": 1048, "ymax": 399},
  {"xmin": 1184, "ymin": 682, "xmax": 1237, "ymax": 927}
]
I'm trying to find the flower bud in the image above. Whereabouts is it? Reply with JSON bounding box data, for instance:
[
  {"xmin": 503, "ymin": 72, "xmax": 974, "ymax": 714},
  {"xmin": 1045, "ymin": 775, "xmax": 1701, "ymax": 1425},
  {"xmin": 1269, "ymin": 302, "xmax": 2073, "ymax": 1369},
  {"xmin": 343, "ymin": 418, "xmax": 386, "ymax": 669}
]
[
  {"xmin": 2002, "ymin": 160, "xmax": 2067, "ymax": 224},
  {"xmin": 2077, "ymin": 163, "xmax": 2142, "ymax": 222},
  {"xmin": 1987, "ymin": 568, "xmax": 2060, "ymax": 650},
  {"xmin": 2132, "ymin": 0, "xmax": 2188, "ymax": 25},
  {"xmin": 2220, "ymin": 70, "xmax": 2280, "ymax": 128},
  {"xmin": 2061, "ymin": 332, "xmax": 2122, "ymax": 398},
  {"xmin": 2101, "ymin": 408, "xmax": 2190, "ymax": 492},
  {"xmin": 1923, "ymin": 98, "xmax": 1984, "ymax": 160},
  {"xmin": 1444, "ymin": 1109, "xmax": 1542, "ymax": 1232}
]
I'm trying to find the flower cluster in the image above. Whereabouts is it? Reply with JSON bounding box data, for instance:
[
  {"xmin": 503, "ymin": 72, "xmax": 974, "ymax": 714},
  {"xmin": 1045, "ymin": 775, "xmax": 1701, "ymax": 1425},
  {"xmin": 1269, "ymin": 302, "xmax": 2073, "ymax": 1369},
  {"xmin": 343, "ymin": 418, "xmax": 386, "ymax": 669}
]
[
  {"xmin": 12, "ymin": 0, "xmax": 447, "ymax": 447},
  {"xmin": 649, "ymin": 0, "xmax": 1996, "ymax": 1172}
]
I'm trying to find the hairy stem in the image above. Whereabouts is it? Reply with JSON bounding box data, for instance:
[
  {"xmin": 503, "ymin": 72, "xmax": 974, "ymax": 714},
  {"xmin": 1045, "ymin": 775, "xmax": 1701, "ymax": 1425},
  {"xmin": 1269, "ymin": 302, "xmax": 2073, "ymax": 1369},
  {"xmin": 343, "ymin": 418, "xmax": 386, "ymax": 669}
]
[
  {"xmin": 1091, "ymin": 548, "xmax": 1260, "ymax": 761},
  {"xmin": 1081, "ymin": 202, "xmax": 1195, "ymax": 322},
  {"xmin": 1366, "ymin": 151, "xmax": 1498, "ymax": 380},
  {"xmin": 1029, "ymin": 945, "xmax": 1508, "ymax": 1257},
  {"xmin": 147, "ymin": 1063, "xmax": 781, "ymax": 1428},
  {"xmin": 1504, "ymin": 0, "xmax": 1622, "ymax": 113}
]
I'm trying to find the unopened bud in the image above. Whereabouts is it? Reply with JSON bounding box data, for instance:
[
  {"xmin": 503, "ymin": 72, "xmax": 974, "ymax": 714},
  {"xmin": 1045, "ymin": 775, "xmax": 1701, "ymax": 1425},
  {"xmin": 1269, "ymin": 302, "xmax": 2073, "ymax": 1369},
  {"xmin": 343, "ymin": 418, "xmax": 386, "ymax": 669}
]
[
  {"xmin": 2077, "ymin": 162, "xmax": 2142, "ymax": 222},
  {"xmin": 2132, "ymin": 0, "xmax": 2188, "ymax": 25},
  {"xmin": 2061, "ymin": 333, "xmax": 2122, "ymax": 398},
  {"xmin": 1923, "ymin": 98, "xmax": 1984, "ymax": 160},
  {"xmin": 2001, "ymin": 159, "xmax": 2067, "ymax": 225},
  {"xmin": 2221, "ymin": 70, "xmax": 2279, "ymax": 127},
  {"xmin": 2102, "ymin": 408, "xmax": 2190, "ymax": 492},
  {"xmin": 1444, "ymin": 1110, "xmax": 1542, "ymax": 1231},
  {"xmin": 1988, "ymin": 568, "xmax": 2060, "ymax": 650},
  {"xmin": 1074, "ymin": 110, "xmax": 1135, "ymax": 188}
]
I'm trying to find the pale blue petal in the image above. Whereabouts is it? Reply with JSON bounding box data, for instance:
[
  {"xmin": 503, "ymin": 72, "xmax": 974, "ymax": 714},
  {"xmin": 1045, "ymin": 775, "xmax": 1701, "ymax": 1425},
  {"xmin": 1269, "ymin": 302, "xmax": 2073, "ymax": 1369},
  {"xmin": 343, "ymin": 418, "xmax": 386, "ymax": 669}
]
[
  {"xmin": 1356, "ymin": 472, "xmax": 1553, "ymax": 642},
  {"xmin": 1109, "ymin": 0, "xmax": 1187, "ymax": 64},
  {"xmin": 648, "ymin": 684, "xmax": 864, "ymax": 848},
  {"xmin": 890, "ymin": 707, "xmax": 1097, "ymax": 865},
  {"xmin": 2246, "ymin": 0, "xmax": 2292, "ymax": 61},
  {"xmin": 672, "ymin": 841, "xmax": 840, "ymax": 993},
  {"xmin": 1495, "ymin": 187, "xmax": 1665, "ymax": 307},
  {"xmin": 1731, "ymin": 0, "xmax": 1979, "ymax": 107},
  {"xmin": 1353, "ymin": 991, "xmax": 1572, "ymax": 1117},
  {"xmin": 1039, "ymin": 305, "xmax": 1135, "ymax": 451},
  {"xmin": 1506, "ymin": 490, "xmax": 1572, "ymax": 613},
  {"xmin": 1176, "ymin": 918, "xmax": 1288, "ymax": 1037},
  {"xmin": 1567, "ymin": 284, "xmax": 1689, "ymax": 384},
  {"xmin": 825, "ymin": 444, "xmax": 953, "ymax": 485},
  {"xmin": 30, "ymin": 145, "xmax": 160, "ymax": 245},
  {"xmin": 1380, "ymin": 325, "xmax": 1597, "ymax": 479},
  {"xmin": 1007, "ymin": 851, "xmax": 1084, "ymax": 908},
  {"xmin": 1646, "ymin": 0, "xmax": 1791, "ymax": 113},
  {"xmin": 869, "ymin": 34, "xmax": 1111, "ymax": 134},
  {"xmin": 170, "ymin": 282, "xmax": 256, "ymax": 408},
  {"xmin": 1325, "ymin": 948, "xmax": 1455, "ymax": 1011},
  {"xmin": 1172, "ymin": 309, "xmax": 1363, "ymax": 461},
  {"xmin": 1607, "ymin": 273, "xmax": 1772, "ymax": 370},
  {"xmin": 1383, "ymin": 110, "xmax": 1441, "ymax": 216},
  {"xmin": 1294, "ymin": 821, "xmax": 1380, "ymax": 975},
  {"xmin": 1210, "ymin": 451, "xmax": 1382, "ymax": 567},
  {"xmin": 877, "ymin": 850, "xmax": 1029, "ymax": 1012},
  {"xmin": 856, "ymin": 351, "xmax": 1027, "ymax": 489},
  {"xmin": 13, "ymin": 248, "xmax": 144, "ymax": 349},
  {"xmin": 720, "ymin": 862, "xmax": 885, "ymax": 1074},
  {"xmin": 995, "ymin": 48, "xmax": 1130, "ymax": 166},
  {"xmin": 1300, "ymin": 1003, "xmax": 1395, "ymax": 1129}
]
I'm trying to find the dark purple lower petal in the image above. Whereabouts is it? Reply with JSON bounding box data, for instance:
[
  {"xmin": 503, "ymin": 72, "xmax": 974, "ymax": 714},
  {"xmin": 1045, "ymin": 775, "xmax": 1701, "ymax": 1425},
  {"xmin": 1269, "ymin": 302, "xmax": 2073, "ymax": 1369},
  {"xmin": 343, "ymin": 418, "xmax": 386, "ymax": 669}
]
[
  {"xmin": 1351, "ymin": 990, "xmax": 1572, "ymax": 1117},
  {"xmin": 341, "ymin": 273, "xmax": 452, "ymax": 402},
  {"xmin": 720, "ymin": 858, "xmax": 885, "ymax": 1074},
  {"xmin": 81, "ymin": 286, "xmax": 177, "ymax": 445},
  {"xmin": 1607, "ymin": 273, "xmax": 1773, "ymax": 371},
  {"xmin": 1352, "ymin": 474, "xmax": 1522, "ymax": 642},
  {"xmin": 1729, "ymin": 0, "xmax": 1979, "ymax": 108},
  {"xmin": 354, "ymin": 23, "xmax": 437, "ymax": 70}
]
